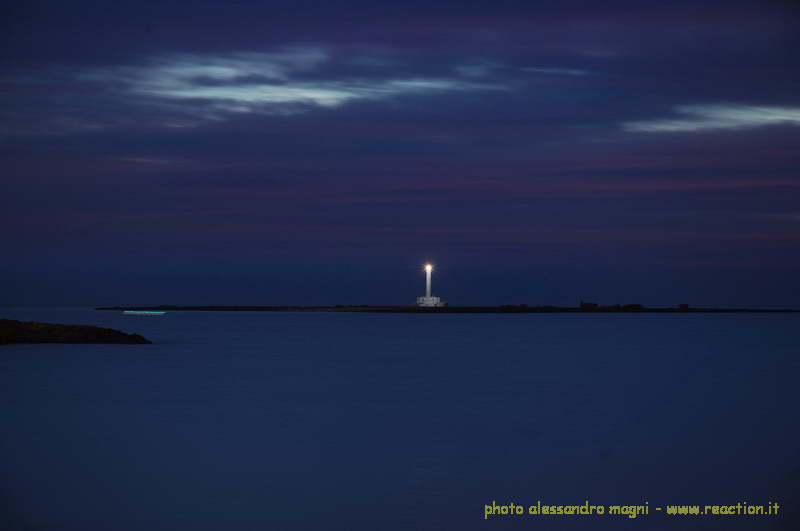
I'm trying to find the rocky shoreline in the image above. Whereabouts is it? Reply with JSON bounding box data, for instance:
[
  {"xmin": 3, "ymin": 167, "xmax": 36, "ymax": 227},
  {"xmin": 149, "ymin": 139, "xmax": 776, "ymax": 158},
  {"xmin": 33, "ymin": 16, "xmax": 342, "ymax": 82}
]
[{"xmin": 0, "ymin": 318, "xmax": 151, "ymax": 345}]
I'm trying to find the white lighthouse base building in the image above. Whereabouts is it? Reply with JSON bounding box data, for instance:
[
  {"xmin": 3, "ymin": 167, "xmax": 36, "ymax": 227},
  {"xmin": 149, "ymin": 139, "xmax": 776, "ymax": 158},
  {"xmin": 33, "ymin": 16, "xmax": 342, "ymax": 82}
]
[{"xmin": 415, "ymin": 295, "xmax": 447, "ymax": 307}]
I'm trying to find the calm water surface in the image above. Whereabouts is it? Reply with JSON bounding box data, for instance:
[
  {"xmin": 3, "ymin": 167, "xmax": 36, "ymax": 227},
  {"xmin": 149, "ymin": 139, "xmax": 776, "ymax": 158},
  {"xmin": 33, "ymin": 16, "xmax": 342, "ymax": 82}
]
[{"xmin": 1, "ymin": 308, "xmax": 799, "ymax": 530}]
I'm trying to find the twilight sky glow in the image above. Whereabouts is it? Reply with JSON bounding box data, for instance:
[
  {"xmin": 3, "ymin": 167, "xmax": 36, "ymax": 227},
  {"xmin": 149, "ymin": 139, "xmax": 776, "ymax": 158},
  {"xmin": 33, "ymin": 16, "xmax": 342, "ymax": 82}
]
[{"xmin": 2, "ymin": 0, "xmax": 799, "ymax": 307}]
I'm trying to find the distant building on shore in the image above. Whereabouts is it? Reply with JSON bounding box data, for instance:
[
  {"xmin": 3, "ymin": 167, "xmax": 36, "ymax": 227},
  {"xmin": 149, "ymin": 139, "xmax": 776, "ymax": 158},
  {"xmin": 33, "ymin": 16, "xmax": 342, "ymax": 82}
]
[{"xmin": 413, "ymin": 264, "xmax": 447, "ymax": 307}]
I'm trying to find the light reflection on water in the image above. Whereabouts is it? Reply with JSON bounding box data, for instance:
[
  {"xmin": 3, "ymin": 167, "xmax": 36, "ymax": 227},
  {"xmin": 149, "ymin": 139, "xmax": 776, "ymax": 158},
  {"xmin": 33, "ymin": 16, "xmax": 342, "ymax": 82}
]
[{"xmin": 1, "ymin": 308, "xmax": 799, "ymax": 529}]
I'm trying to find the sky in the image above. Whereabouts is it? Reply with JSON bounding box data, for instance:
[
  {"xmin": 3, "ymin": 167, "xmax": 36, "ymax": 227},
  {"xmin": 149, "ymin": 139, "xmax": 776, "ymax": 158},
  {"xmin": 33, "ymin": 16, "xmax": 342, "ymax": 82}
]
[{"xmin": 1, "ymin": 0, "xmax": 799, "ymax": 307}]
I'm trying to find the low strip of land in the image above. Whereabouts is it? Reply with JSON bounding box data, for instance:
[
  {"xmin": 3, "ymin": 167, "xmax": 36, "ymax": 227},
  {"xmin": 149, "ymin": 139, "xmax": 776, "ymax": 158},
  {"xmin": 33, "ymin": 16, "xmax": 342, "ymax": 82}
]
[{"xmin": 96, "ymin": 305, "xmax": 799, "ymax": 313}]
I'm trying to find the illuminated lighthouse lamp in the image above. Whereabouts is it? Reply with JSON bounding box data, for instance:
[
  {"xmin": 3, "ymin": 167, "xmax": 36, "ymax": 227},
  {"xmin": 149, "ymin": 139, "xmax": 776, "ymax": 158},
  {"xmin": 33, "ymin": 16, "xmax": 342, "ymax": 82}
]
[{"xmin": 413, "ymin": 263, "xmax": 447, "ymax": 307}]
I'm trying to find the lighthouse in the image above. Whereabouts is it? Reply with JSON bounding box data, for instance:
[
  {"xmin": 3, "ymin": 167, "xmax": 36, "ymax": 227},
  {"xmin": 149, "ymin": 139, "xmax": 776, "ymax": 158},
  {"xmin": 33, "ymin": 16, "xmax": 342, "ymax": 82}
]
[
  {"xmin": 425, "ymin": 264, "xmax": 432, "ymax": 297},
  {"xmin": 414, "ymin": 263, "xmax": 447, "ymax": 307}
]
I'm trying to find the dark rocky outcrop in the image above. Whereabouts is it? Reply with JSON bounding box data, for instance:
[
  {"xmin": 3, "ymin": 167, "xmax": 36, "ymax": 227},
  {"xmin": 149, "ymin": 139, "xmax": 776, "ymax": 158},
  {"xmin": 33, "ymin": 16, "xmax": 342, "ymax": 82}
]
[{"xmin": 0, "ymin": 319, "xmax": 151, "ymax": 345}]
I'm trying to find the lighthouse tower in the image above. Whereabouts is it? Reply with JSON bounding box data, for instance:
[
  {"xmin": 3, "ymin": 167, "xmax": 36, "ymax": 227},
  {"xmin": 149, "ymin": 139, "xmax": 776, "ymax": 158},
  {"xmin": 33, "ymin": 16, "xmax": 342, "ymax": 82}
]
[{"xmin": 414, "ymin": 263, "xmax": 447, "ymax": 307}]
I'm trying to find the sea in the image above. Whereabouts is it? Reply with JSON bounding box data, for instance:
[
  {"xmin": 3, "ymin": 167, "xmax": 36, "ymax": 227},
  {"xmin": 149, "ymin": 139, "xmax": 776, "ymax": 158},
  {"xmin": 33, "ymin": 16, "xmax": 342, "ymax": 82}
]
[{"xmin": 1, "ymin": 307, "xmax": 798, "ymax": 530}]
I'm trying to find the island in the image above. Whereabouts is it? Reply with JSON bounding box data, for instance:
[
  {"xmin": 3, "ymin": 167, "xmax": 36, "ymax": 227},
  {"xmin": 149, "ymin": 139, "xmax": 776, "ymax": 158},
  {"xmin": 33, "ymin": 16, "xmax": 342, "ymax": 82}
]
[
  {"xmin": 0, "ymin": 318, "xmax": 151, "ymax": 345},
  {"xmin": 95, "ymin": 303, "xmax": 799, "ymax": 313}
]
